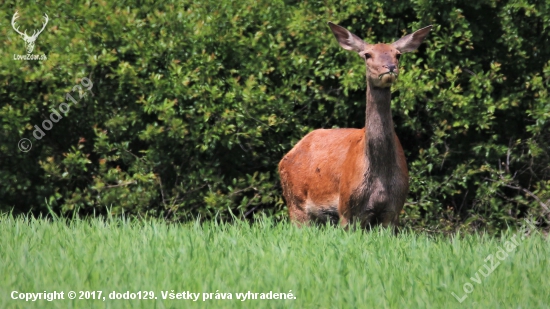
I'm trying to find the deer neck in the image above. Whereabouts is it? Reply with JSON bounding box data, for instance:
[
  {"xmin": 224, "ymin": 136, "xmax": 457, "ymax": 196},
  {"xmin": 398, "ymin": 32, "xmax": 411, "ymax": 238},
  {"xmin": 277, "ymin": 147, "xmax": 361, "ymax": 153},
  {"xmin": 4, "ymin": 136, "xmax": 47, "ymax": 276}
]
[{"xmin": 364, "ymin": 79, "xmax": 397, "ymax": 175}]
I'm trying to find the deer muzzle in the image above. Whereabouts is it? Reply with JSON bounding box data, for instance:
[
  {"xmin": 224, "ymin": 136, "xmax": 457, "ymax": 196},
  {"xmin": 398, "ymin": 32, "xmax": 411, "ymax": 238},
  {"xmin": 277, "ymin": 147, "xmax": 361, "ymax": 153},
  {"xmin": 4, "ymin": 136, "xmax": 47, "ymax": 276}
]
[{"xmin": 378, "ymin": 71, "xmax": 398, "ymax": 80}]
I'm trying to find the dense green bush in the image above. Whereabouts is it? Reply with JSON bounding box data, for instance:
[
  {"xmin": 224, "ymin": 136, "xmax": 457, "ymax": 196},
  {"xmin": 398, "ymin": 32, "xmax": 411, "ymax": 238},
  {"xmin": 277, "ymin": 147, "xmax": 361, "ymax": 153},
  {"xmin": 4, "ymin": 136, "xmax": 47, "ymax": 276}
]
[{"xmin": 1, "ymin": 0, "xmax": 549, "ymax": 232}]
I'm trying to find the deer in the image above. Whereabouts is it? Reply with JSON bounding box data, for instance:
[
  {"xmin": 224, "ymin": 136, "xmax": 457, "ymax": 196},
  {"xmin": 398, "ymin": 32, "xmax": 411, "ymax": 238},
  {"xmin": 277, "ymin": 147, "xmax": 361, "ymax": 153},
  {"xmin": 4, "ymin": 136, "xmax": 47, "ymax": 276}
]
[
  {"xmin": 278, "ymin": 22, "xmax": 432, "ymax": 231},
  {"xmin": 11, "ymin": 11, "xmax": 49, "ymax": 54}
]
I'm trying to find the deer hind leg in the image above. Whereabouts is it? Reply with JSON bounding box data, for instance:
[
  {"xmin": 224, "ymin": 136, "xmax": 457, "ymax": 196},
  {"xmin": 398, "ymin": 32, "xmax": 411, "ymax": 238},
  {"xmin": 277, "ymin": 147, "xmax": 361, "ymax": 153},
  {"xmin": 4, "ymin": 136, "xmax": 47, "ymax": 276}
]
[
  {"xmin": 337, "ymin": 200, "xmax": 352, "ymax": 229},
  {"xmin": 288, "ymin": 201, "xmax": 309, "ymax": 225},
  {"xmin": 283, "ymin": 190, "xmax": 310, "ymax": 226},
  {"xmin": 356, "ymin": 212, "xmax": 376, "ymax": 230},
  {"xmin": 353, "ymin": 207, "xmax": 398, "ymax": 231},
  {"xmin": 379, "ymin": 210, "xmax": 401, "ymax": 234},
  {"xmin": 279, "ymin": 167, "xmax": 308, "ymax": 226}
]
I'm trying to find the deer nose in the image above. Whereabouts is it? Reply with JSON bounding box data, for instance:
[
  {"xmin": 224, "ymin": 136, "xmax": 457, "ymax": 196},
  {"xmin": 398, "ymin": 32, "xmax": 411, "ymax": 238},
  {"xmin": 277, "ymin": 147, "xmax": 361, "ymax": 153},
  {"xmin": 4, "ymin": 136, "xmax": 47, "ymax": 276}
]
[{"xmin": 386, "ymin": 64, "xmax": 396, "ymax": 72}]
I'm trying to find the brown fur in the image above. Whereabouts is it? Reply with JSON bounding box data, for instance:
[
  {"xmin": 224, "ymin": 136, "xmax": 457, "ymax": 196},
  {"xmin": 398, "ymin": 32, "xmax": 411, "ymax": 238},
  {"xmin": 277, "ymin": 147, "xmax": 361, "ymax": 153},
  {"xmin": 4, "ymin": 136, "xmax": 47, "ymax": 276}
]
[{"xmin": 278, "ymin": 22, "xmax": 432, "ymax": 230}]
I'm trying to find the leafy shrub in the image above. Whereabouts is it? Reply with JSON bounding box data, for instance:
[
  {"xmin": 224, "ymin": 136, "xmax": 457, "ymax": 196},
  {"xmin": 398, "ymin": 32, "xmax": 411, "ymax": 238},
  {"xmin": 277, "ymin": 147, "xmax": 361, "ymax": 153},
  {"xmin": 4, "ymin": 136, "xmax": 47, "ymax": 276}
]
[{"xmin": 1, "ymin": 0, "xmax": 548, "ymax": 232}]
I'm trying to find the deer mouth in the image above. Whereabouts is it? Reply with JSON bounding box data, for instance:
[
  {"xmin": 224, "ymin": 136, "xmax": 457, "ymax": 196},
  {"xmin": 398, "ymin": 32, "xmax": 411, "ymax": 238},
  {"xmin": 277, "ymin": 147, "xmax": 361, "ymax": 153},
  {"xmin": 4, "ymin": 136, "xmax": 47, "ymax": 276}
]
[
  {"xmin": 378, "ymin": 71, "xmax": 397, "ymax": 84},
  {"xmin": 378, "ymin": 71, "xmax": 398, "ymax": 80}
]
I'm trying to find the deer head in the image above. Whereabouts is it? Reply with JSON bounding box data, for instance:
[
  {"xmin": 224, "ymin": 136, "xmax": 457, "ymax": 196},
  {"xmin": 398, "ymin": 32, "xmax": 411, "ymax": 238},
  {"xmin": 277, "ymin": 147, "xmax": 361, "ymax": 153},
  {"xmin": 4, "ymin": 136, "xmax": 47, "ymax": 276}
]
[
  {"xmin": 11, "ymin": 11, "xmax": 49, "ymax": 54},
  {"xmin": 328, "ymin": 22, "xmax": 432, "ymax": 88}
]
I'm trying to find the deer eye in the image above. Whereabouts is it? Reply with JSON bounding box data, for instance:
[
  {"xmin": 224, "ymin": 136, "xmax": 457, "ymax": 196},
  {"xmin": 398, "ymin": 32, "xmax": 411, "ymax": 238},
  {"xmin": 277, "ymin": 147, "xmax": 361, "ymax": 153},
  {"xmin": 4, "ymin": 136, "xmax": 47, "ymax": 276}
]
[
  {"xmin": 396, "ymin": 53, "xmax": 402, "ymax": 60},
  {"xmin": 359, "ymin": 51, "xmax": 372, "ymax": 60}
]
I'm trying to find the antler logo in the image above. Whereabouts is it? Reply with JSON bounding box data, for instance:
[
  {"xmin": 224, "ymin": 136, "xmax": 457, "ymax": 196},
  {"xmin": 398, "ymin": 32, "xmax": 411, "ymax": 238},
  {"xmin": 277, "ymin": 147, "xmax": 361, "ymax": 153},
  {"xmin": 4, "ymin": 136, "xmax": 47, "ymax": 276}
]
[{"xmin": 11, "ymin": 11, "xmax": 49, "ymax": 54}]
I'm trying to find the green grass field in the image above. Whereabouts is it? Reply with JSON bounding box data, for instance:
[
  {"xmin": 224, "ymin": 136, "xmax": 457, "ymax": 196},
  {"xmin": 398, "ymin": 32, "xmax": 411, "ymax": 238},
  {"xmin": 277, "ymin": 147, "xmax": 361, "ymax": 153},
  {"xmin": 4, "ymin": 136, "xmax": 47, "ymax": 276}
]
[{"xmin": 1, "ymin": 215, "xmax": 548, "ymax": 309}]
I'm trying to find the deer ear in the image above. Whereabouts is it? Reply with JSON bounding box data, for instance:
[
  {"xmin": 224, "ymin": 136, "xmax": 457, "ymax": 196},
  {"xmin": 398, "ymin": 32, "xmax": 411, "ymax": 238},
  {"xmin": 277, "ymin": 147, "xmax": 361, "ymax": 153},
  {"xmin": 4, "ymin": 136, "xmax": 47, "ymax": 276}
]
[
  {"xmin": 328, "ymin": 22, "xmax": 367, "ymax": 54},
  {"xmin": 392, "ymin": 25, "xmax": 432, "ymax": 53}
]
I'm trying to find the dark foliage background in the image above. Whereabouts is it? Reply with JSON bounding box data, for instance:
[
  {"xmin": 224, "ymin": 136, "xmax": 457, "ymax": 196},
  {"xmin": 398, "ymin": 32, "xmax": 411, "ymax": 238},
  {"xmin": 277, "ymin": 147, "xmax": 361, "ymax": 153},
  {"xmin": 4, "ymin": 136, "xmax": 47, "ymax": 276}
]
[{"xmin": 1, "ymin": 0, "xmax": 549, "ymax": 232}]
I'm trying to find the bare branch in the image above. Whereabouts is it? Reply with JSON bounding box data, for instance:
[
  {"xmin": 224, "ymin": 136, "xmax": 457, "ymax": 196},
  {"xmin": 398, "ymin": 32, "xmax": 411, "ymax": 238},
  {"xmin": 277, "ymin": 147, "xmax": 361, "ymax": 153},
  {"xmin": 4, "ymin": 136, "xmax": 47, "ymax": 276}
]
[
  {"xmin": 157, "ymin": 175, "xmax": 167, "ymax": 209},
  {"xmin": 485, "ymin": 177, "xmax": 549, "ymax": 214},
  {"xmin": 102, "ymin": 181, "xmax": 137, "ymax": 189},
  {"xmin": 501, "ymin": 183, "xmax": 549, "ymax": 214},
  {"xmin": 506, "ymin": 139, "xmax": 512, "ymax": 174}
]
